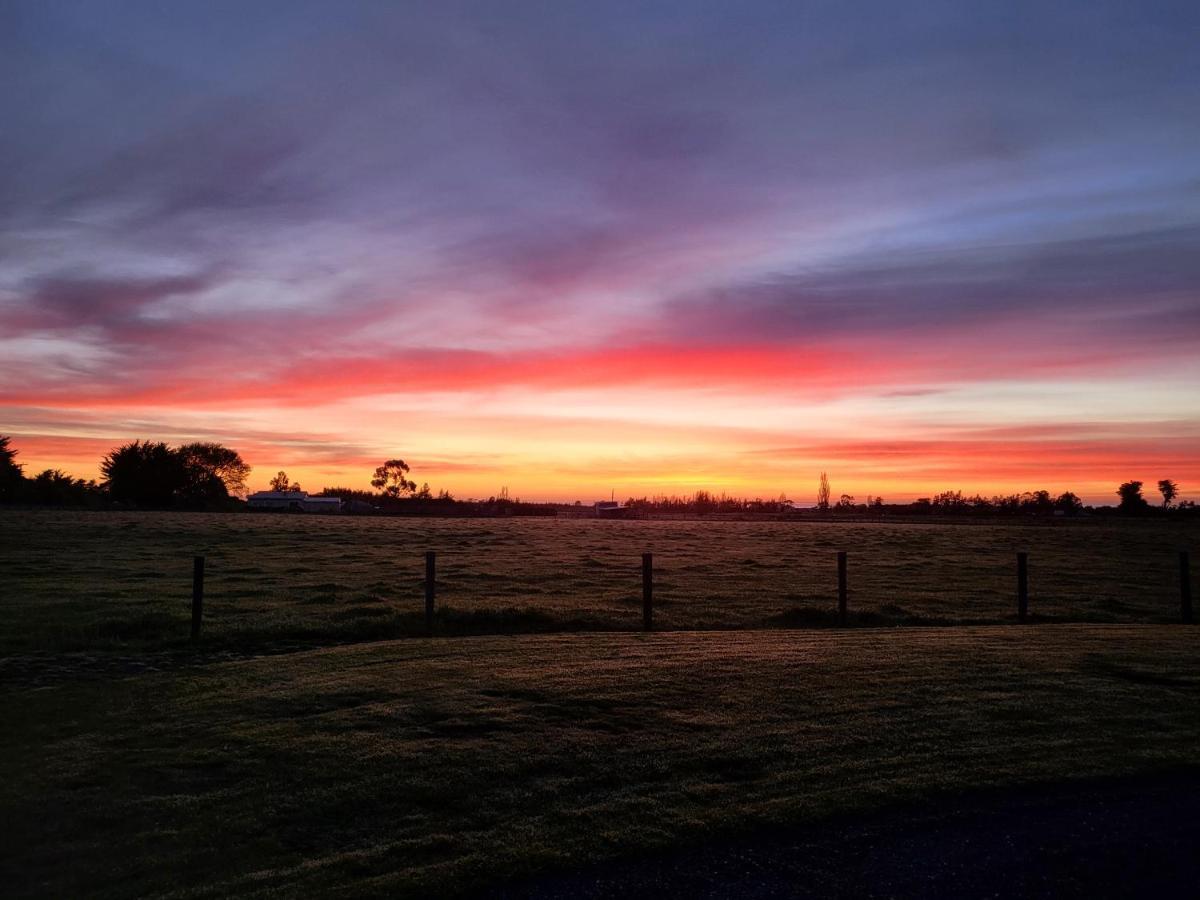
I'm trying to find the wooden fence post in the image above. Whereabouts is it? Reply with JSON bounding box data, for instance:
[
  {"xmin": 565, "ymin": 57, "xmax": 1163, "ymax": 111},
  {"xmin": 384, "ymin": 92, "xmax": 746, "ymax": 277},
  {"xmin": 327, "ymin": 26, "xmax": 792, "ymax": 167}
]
[
  {"xmin": 1017, "ymin": 551, "xmax": 1029, "ymax": 623},
  {"xmin": 191, "ymin": 555, "xmax": 204, "ymax": 641},
  {"xmin": 837, "ymin": 551, "xmax": 848, "ymax": 626},
  {"xmin": 1182, "ymin": 551, "xmax": 1193, "ymax": 625},
  {"xmin": 424, "ymin": 551, "xmax": 436, "ymax": 635},
  {"xmin": 642, "ymin": 552, "xmax": 653, "ymax": 631}
]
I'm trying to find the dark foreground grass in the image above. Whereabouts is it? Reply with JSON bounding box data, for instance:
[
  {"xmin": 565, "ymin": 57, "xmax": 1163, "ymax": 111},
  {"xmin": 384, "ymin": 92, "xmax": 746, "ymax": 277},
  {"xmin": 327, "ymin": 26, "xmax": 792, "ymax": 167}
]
[
  {"xmin": 3, "ymin": 625, "xmax": 1198, "ymax": 897},
  {"xmin": 1, "ymin": 509, "xmax": 1197, "ymax": 654}
]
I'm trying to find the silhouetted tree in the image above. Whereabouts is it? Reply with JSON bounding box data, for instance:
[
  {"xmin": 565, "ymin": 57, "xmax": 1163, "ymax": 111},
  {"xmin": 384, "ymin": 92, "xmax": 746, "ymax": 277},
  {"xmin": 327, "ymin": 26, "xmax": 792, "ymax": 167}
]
[
  {"xmin": 29, "ymin": 469, "xmax": 97, "ymax": 506},
  {"xmin": 371, "ymin": 459, "xmax": 416, "ymax": 498},
  {"xmin": 177, "ymin": 469, "xmax": 229, "ymax": 507},
  {"xmin": 1116, "ymin": 480, "xmax": 1149, "ymax": 514},
  {"xmin": 1055, "ymin": 491, "xmax": 1084, "ymax": 514},
  {"xmin": 1022, "ymin": 490, "xmax": 1054, "ymax": 515},
  {"xmin": 101, "ymin": 441, "xmax": 187, "ymax": 507},
  {"xmin": 270, "ymin": 471, "xmax": 302, "ymax": 493},
  {"xmin": 178, "ymin": 443, "xmax": 251, "ymax": 496},
  {"xmin": 0, "ymin": 435, "xmax": 24, "ymax": 502},
  {"xmin": 837, "ymin": 493, "xmax": 855, "ymax": 509},
  {"xmin": 817, "ymin": 472, "xmax": 831, "ymax": 511},
  {"xmin": 933, "ymin": 490, "xmax": 967, "ymax": 510},
  {"xmin": 1158, "ymin": 479, "xmax": 1179, "ymax": 509}
]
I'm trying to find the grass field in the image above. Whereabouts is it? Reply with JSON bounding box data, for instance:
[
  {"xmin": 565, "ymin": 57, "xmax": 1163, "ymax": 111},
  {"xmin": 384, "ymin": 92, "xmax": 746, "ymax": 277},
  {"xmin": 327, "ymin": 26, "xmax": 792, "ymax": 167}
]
[
  {"xmin": 3, "ymin": 511, "xmax": 1197, "ymax": 895},
  {"xmin": 0, "ymin": 509, "xmax": 1196, "ymax": 654},
  {"xmin": 3, "ymin": 626, "xmax": 1199, "ymax": 898}
]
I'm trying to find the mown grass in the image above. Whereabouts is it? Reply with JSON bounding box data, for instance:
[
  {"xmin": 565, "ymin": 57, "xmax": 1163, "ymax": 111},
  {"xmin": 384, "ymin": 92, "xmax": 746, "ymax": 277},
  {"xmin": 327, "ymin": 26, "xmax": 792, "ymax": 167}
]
[
  {"xmin": 1, "ymin": 509, "xmax": 1196, "ymax": 654},
  {"xmin": 2, "ymin": 626, "xmax": 1198, "ymax": 898}
]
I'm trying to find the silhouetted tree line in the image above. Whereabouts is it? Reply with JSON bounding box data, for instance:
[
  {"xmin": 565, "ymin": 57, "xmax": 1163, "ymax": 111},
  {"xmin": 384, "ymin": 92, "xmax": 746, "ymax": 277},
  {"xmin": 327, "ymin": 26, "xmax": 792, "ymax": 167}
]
[
  {"xmin": 828, "ymin": 481, "xmax": 1194, "ymax": 517},
  {"xmin": 265, "ymin": 458, "xmax": 553, "ymax": 515},
  {"xmin": 317, "ymin": 485, "xmax": 558, "ymax": 517},
  {"xmin": 1, "ymin": 437, "xmax": 550, "ymax": 515},
  {"xmin": 624, "ymin": 491, "xmax": 796, "ymax": 515},
  {"xmin": 619, "ymin": 482, "xmax": 1196, "ymax": 518},
  {"xmin": 901, "ymin": 489, "xmax": 1086, "ymax": 516},
  {"xmin": 0, "ymin": 434, "xmax": 1193, "ymax": 517},
  {"xmin": 102, "ymin": 441, "xmax": 251, "ymax": 508},
  {"xmin": 1, "ymin": 436, "xmax": 105, "ymax": 507},
  {"xmin": 0, "ymin": 436, "xmax": 248, "ymax": 510}
]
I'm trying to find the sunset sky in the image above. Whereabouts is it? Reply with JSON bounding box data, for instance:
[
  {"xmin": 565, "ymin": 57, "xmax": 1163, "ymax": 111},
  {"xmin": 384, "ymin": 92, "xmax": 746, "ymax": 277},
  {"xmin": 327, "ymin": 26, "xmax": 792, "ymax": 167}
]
[{"xmin": 2, "ymin": 1, "xmax": 1198, "ymax": 503}]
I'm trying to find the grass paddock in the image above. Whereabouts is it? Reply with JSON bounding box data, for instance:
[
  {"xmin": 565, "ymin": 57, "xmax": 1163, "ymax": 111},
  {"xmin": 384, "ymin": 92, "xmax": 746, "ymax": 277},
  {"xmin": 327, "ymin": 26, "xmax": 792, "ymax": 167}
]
[
  {"xmin": 1, "ymin": 509, "xmax": 1196, "ymax": 654},
  {"xmin": 3, "ymin": 625, "xmax": 1199, "ymax": 897}
]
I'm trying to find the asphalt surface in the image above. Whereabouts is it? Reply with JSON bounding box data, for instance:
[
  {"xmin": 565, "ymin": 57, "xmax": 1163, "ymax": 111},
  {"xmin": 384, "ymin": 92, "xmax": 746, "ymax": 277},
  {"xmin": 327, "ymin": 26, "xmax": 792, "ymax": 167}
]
[{"xmin": 483, "ymin": 772, "xmax": 1200, "ymax": 899}]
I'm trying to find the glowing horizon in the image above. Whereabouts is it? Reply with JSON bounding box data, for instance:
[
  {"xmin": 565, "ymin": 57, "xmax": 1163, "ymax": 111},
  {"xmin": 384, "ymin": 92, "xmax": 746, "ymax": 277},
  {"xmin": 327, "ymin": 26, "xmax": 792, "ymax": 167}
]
[{"xmin": 2, "ymin": 2, "xmax": 1198, "ymax": 505}]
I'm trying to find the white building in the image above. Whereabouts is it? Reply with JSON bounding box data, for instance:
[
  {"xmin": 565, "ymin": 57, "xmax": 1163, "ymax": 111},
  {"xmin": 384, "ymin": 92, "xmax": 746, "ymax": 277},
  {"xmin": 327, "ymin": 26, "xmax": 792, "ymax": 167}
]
[{"xmin": 246, "ymin": 491, "xmax": 343, "ymax": 514}]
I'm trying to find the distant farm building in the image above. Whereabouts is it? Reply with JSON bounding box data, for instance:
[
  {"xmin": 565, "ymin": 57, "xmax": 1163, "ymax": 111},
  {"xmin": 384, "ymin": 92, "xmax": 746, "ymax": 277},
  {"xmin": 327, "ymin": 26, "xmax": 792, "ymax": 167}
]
[
  {"xmin": 594, "ymin": 500, "xmax": 630, "ymax": 519},
  {"xmin": 246, "ymin": 491, "xmax": 343, "ymax": 514}
]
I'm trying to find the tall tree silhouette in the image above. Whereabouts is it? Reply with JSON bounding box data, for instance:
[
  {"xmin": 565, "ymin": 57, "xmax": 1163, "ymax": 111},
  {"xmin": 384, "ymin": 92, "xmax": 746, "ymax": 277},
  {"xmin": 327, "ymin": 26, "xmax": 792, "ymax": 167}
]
[
  {"xmin": 1158, "ymin": 479, "xmax": 1179, "ymax": 509},
  {"xmin": 817, "ymin": 472, "xmax": 831, "ymax": 511},
  {"xmin": 0, "ymin": 435, "xmax": 24, "ymax": 502},
  {"xmin": 101, "ymin": 441, "xmax": 187, "ymax": 507},
  {"xmin": 1116, "ymin": 480, "xmax": 1149, "ymax": 514}
]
